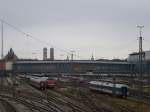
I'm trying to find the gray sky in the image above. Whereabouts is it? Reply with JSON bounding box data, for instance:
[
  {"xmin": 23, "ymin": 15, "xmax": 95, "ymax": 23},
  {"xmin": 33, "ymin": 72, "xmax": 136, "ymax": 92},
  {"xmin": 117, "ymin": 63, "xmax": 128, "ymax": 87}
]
[{"xmin": 0, "ymin": 0, "xmax": 150, "ymax": 60}]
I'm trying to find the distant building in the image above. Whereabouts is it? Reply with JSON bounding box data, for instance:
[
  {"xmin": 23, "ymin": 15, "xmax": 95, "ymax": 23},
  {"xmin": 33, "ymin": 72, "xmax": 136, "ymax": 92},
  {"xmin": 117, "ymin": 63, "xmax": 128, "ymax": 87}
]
[
  {"xmin": 4, "ymin": 48, "xmax": 18, "ymax": 61},
  {"xmin": 50, "ymin": 48, "xmax": 54, "ymax": 60},
  {"xmin": 66, "ymin": 55, "xmax": 69, "ymax": 60},
  {"xmin": 127, "ymin": 51, "xmax": 150, "ymax": 62},
  {"xmin": 43, "ymin": 48, "xmax": 47, "ymax": 60}
]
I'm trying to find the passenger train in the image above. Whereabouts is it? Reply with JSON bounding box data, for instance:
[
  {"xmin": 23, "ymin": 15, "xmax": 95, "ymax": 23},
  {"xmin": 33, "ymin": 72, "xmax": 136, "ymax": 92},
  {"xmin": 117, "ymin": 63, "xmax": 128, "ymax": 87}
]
[
  {"xmin": 89, "ymin": 81, "xmax": 129, "ymax": 97},
  {"xmin": 29, "ymin": 77, "xmax": 46, "ymax": 90},
  {"xmin": 29, "ymin": 76, "xmax": 56, "ymax": 90}
]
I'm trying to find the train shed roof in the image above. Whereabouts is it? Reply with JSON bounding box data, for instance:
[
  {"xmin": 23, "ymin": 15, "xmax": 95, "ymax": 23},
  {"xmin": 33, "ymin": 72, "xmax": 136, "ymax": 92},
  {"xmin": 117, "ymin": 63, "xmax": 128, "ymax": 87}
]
[{"xmin": 14, "ymin": 60, "xmax": 132, "ymax": 65}]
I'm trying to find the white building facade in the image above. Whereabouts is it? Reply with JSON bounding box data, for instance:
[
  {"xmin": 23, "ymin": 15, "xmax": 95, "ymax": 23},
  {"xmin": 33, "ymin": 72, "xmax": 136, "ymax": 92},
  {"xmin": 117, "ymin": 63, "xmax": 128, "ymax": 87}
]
[{"xmin": 127, "ymin": 51, "xmax": 150, "ymax": 62}]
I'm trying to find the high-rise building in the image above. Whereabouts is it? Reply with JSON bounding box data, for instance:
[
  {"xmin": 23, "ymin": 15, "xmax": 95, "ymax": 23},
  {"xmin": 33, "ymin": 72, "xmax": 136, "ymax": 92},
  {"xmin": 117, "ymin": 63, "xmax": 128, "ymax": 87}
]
[
  {"xmin": 66, "ymin": 55, "xmax": 69, "ymax": 60},
  {"xmin": 43, "ymin": 47, "xmax": 47, "ymax": 60},
  {"xmin": 91, "ymin": 54, "xmax": 94, "ymax": 60},
  {"xmin": 50, "ymin": 48, "xmax": 54, "ymax": 60}
]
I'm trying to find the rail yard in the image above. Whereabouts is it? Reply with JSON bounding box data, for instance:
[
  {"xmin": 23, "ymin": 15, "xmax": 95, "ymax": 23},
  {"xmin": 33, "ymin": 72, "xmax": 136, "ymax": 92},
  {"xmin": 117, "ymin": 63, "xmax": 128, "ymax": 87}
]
[
  {"xmin": 1, "ymin": 0, "xmax": 150, "ymax": 111},
  {"xmin": 0, "ymin": 74, "xmax": 149, "ymax": 112}
]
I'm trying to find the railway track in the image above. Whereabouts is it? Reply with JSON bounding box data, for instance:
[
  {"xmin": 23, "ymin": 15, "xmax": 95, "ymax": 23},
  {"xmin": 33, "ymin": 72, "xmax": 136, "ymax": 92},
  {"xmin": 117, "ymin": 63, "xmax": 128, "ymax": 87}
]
[
  {"xmin": 79, "ymin": 91, "xmax": 109, "ymax": 112},
  {"xmin": 0, "ymin": 98, "xmax": 18, "ymax": 112},
  {"xmin": 0, "ymin": 77, "xmax": 71, "ymax": 112},
  {"xmin": 46, "ymin": 89, "xmax": 115, "ymax": 112},
  {"xmin": 0, "ymin": 94, "xmax": 50, "ymax": 112},
  {"xmin": 129, "ymin": 89, "xmax": 150, "ymax": 104},
  {"xmin": 2, "ymin": 76, "xmax": 149, "ymax": 112},
  {"xmin": 54, "ymin": 86, "xmax": 136, "ymax": 112},
  {"xmin": 74, "ymin": 88, "xmax": 115, "ymax": 112},
  {"xmin": 45, "ymin": 90, "xmax": 91, "ymax": 112},
  {"xmin": 78, "ymin": 85, "xmax": 150, "ymax": 112},
  {"xmin": 18, "ymin": 82, "xmax": 73, "ymax": 112},
  {"xmin": 89, "ymin": 92, "xmax": 136, "ymax": 112}
]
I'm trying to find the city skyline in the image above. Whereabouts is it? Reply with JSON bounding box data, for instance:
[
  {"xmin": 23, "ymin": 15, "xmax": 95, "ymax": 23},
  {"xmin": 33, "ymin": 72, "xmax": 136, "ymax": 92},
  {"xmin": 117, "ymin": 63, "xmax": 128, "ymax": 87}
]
[{"xmin": 0, "ymin": 0, "xmax": 150, "ymax": 60}]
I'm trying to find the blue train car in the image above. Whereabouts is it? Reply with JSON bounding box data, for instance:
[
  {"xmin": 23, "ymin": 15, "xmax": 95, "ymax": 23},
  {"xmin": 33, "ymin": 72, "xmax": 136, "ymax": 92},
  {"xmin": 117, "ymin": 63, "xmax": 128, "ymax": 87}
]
[{"xmin": 89, "ymin": 81, "xmax": 129, "ymax": 97}]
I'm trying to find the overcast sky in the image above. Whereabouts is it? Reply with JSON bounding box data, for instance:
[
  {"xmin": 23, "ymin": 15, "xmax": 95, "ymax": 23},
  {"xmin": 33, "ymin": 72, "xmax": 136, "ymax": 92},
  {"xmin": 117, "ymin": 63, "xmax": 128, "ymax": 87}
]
[{"xmin": 0, "ymin": 0, "xmax": 150, "ymax": 60}]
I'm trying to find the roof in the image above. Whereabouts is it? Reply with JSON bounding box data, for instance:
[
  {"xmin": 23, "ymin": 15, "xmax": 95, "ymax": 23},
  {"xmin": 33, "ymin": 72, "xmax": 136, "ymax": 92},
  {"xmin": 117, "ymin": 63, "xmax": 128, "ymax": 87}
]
[
  {"xmin": 130, "ymin": 52, "xmax": 145, "ymax": 56},
  {"xmin": 30, "ymin": 77, "xmax": 48, "ymax": 82},
  {"xmin": 14, "ymin": 60, "xmax": 131, "ymax": 65},
  {"xmin": 4, "ymin": 48, "xmax": 18, "ymax": 61},
  {"xmin": 89, "ymin": 81, "xmax": 128, "ymax": 88}
]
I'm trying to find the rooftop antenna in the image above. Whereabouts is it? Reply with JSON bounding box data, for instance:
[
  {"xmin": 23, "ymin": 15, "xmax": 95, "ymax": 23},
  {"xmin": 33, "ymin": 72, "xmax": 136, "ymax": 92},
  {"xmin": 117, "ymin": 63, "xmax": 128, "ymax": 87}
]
[{"xmin": 137, "ymin": 25, "xmax": 144, "ymax": 101}]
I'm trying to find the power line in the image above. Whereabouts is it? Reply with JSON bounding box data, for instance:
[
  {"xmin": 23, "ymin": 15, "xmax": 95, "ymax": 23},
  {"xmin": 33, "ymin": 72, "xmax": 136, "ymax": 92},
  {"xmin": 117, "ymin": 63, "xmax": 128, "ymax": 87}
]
[
  {"xmin": 0, "ymin": 18, "xmax": 138, "ymax": 60},
  {"xmin": 0, "ymin": 18, "xmax": 84, "ymax": 59}
]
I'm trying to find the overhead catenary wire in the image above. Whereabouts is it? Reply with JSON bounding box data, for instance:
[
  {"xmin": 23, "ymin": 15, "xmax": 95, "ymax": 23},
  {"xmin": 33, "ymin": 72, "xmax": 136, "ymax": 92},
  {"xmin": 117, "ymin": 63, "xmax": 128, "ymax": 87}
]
[
  {"xmin": 0, "ymin": 18, "xmax": 84, "ymax": 59},
  {"xmin": 0, "ymin": 18, "xmax": 143, "ymax": 60}
]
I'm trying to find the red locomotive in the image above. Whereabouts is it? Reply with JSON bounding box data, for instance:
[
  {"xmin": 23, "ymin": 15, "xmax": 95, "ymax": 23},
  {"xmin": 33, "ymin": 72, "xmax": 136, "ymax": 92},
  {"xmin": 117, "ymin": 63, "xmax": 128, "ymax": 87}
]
[{"xmin": 46, "ymin": 78, "xmax": 57, "ymax": 88}]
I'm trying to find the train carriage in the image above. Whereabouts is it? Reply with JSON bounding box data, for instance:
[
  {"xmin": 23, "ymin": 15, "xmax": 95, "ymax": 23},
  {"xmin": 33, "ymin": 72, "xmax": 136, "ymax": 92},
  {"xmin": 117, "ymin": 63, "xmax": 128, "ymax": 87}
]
[
  {"xmin": 29, "ymin": 76, "xmax": 56, "ymax": 90},
  {"xmin": 29, "ymin": 77, "xmax": 47, "ymax": 90},
  {"xmin": 46, "ymin": 77, "xmax": 56, "ymax": 88},
  {"xmin": 89, "ymin": 81, "xmax": 129, "ymax": 97}
]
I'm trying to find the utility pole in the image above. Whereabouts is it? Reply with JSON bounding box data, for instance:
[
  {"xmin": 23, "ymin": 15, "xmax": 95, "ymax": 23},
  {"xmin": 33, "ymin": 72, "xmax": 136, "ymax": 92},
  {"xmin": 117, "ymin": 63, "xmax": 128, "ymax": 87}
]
[
  {"xmin": 137, "ymin": 25, "xmax": 144, "ymax": 100},
  {"xmin": 113, "ymin": 74, "xmax": 116, "ymax": 96},
  {"xmin": 1, "ymin": 21, "xmax": 3, "ymax": 59},
  {"xmin": 70, "ymin": 51, "xmax": 75, "ymax": 77}
]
